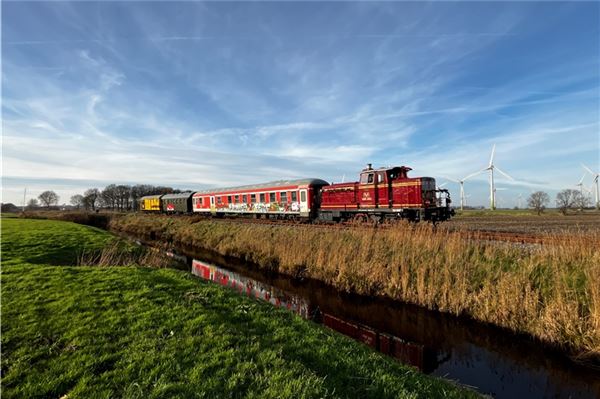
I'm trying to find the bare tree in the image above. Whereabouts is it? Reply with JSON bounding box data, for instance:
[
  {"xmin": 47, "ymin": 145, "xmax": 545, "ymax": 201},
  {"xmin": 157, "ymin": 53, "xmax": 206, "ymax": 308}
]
[
  {"xmin": 38, "ymin": 191, "xmax": 59, "ymax": 208},
  {"xmin": 101, "ymin": 184, "xmax": 117, "ymax": 210},
  {"xmin": 70, "ymin": 194, "xmax": 84, "ymax": 209},
  {"xmin": 83, "ymin": 188, "xmax": 100, "ymax": 211},
  {"xmin": 527, "ymin": 191, "xmax": 549, "ymax": 215},
  {"xmin": 26, "ymin": 198, "xmax": 39, "ymax": 210},
  {"xmin": 575, "ymin": 192, "xmax": 591, "ymax": 211},
  {"xmin": 556, "ymin": 189, "xmax": 581, "ymax": 215}
]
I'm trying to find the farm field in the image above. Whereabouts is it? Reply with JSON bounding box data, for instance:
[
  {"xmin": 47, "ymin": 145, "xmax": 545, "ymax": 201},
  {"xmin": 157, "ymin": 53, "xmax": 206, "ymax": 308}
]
[
  {"xmin": 448, "ymin": 210, "xmax": 600, "ymax": 234},
  {"xmin": 1, "ymin": 217, "xmax": 475, "ymax": 399}
]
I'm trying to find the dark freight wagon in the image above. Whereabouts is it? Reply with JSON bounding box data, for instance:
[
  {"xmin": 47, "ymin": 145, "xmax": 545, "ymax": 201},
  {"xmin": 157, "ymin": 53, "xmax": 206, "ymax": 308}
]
[{"xmin": 161, "ymin": 192, "xmax": 193, "ymax": 213}]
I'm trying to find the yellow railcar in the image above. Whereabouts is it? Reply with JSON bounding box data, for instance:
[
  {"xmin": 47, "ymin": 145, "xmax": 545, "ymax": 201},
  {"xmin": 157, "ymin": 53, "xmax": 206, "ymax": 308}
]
[{"xmin": 140, "ymin": 195, "xmax": 163, "ymax": 212}]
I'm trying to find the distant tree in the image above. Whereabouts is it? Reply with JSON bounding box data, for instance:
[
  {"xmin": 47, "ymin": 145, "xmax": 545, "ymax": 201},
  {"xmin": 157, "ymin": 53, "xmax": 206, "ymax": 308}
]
[
  {"xmin": 527, "ymin": 191, "xmax": 549, "ymax": 215},
  {"xmin": 575, "ymin": 192, "xmax": 591, "ymax": 211},
  {"xmin": 115, "ymin": 185, "xmax": 131, "ymax": 211},
  {"xmin": 101, "ymin": 184, "xmax": 117, "ymax": 210},
  {"xmin": 26, "ymin": 198, "xmax": 39, "ymax": 210},
  {"xmin": 83, "ymin": 188, "xmax": 100, "ymax": 211},
  {"xmin": 1, "ymin": 203, "xmax": 20, "ymax": 213},
  {"xmin": 70, "ymin": 194, "xmax": 84, "ymax": 209},
  {"xmin": 556, "ymin": 189, "xmax": 581, "ymax": 215},
  {"xmin": 38, "ymin": 191, "xmax": 59, "ymax": 208}
]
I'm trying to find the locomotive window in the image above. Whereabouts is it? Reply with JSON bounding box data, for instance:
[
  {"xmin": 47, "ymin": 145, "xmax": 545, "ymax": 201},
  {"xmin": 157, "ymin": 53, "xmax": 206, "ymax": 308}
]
[
  {"xmin": 291, "ymin": 191, "xmax": 298, "ymax": 202},
  {"xmin": 368, "ymin": 173, "xmax": 374, "ymax": 183},
  {"xmin": 300, "ymin": 191, "xmax": 306, "ymax": 202},
  {"xmin": 269, "ymin": 192, "xmax": 276, "ymax": 203},
  {"xmin": 260, "ymin": 193, "xmax": 266, "ymax": 203},
  {"xmin": 227, "ymin": 195, "xmax": 232, "ymax": 203},
  {"xmin": 378, "ymin": 173, "xmax": 385, "ymax": 183},
  {"xmin": 251, "ymin": 194, "xmax": 257, "ymax": 203},
  {"xmin": 280, "ymin": 192, "xmax": 287, "ymax": 203}
]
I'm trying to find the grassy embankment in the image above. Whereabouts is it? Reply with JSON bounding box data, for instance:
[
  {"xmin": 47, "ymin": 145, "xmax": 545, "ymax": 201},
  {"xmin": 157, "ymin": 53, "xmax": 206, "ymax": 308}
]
[
  {"xmin": 109, "ymin": 214, "xmax": 600, "ymax": 362},
  {"xmin": 1, "ymin": 217, "xmax": 475, "ymax": 399}
]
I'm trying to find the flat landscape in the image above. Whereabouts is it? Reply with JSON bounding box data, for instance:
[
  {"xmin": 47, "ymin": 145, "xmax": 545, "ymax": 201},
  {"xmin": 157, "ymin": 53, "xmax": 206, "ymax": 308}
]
[
  {"xmin": 448, "ymin": 210, "xmax": 600, "ymax": 234},
  {"xmin": 1, "ymin": 216, "xmax": 476, "ymax": 399}
]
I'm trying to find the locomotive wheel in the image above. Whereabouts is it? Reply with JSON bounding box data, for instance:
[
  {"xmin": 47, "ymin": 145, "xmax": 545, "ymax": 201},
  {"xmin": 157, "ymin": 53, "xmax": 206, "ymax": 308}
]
[{"xmin": 351, "ymin": 214, "xmax": 368, "ymax": 225}]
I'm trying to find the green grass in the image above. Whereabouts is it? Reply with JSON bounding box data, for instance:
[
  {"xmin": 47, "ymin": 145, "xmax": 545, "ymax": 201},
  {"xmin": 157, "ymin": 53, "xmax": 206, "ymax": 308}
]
[{"xmin": 1, "ymin": 218, "xmax": 476, "ymax": 398}]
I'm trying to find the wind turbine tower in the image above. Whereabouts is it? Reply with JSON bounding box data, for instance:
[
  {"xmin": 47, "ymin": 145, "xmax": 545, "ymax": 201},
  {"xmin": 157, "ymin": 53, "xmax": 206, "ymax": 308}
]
[
  {"xmin": 477, "ymin": 144, "xmax": 514, "ymax": 210},
  {"xmin": 446, "ymin": 171, "xmax": 481, "ymax": 211},
  {"xmin": 582, "ymin": 164, "xmax": 600, "ymax": 209}
]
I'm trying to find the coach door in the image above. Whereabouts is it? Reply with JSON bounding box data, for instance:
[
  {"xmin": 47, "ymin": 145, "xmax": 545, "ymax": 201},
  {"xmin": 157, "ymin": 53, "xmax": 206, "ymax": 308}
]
[
  {"xmin": 210, "ymin": 196, "xmax": 216, "ymax": 213},
  {"xmin": 299, "ymin": 189, "xmax": 308, "ymax": 215}
]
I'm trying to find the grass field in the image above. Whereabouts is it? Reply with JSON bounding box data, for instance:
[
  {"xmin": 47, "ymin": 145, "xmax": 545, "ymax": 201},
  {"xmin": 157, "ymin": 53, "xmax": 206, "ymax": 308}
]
[
  {"xmin": 1, "ymin": 217, "xmax": 475, "ymax": 398},
  {"xmin": 106, "ymin": 213, "xmax": 600, "ymax": 362}
]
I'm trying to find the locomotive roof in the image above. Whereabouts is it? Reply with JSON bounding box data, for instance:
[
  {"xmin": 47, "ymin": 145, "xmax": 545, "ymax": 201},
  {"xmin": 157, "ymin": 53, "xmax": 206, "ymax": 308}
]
[
  {"xmin": 193, "ymin": 178, "xmax": 329, "ymax": 195},
  {"xmin": 362, "ymin": 165, "xmax": 413, "ymax": 173},
  {"xmin": 162, "ymin": 192, "xmax": 194, "ymax": 200}
]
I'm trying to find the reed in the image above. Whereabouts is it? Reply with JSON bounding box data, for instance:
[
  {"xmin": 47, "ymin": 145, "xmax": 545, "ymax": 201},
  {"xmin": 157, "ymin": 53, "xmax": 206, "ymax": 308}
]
[
  {"xmin": 77, "ymin": 241, "xmax": 175, "ymax": 268},
  {"xmin": 110, "ymin": 215, "xmax": 599, "ymax": 360}
]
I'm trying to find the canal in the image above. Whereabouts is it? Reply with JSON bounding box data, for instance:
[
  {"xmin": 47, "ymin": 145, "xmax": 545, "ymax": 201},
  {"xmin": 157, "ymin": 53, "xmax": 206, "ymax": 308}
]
[{"xmin": 150, "ymin": 239, "xmax": 600, "ymax": 398}]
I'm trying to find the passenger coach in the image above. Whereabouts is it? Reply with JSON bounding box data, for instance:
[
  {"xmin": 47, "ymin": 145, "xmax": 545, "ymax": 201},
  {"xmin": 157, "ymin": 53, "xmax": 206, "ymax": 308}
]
[{"xmin": 192, "ymin": 179, "xmax": 329, "ymax": 219}]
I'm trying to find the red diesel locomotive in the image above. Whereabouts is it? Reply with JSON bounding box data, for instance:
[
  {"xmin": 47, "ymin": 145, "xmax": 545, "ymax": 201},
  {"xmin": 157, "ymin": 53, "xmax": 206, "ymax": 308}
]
[
  {"xmin": 140, "ymin": 163, "xmax": 454, "ymax": 223},
  {"xmin": 318, "ymin": 164, "xmax": 453, "ymax": 223}
]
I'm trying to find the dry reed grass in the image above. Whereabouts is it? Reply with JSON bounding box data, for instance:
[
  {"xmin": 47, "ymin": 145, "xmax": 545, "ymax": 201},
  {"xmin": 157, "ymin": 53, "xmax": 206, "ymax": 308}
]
[
  {"xmin": 77, "ymin": 241, "xmax": 175, "ymax": 268},
  {"xmin": 110, "ymin": 215, "xmax": 600, "ymax": 359}
]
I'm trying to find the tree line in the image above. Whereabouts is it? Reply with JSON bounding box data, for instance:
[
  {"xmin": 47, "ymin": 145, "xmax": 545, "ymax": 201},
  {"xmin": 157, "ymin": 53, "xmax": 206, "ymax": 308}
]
[
  {"xmin": 26, "ymin": 185, "xmax": 184, "ymax": 212},
  {"xmin": 527, "ymin": 189, "xmax": 591, "ymax": 215},
  {"xmin": 23, "ymin": 186, "xmax": 593, "ymax": 214}
]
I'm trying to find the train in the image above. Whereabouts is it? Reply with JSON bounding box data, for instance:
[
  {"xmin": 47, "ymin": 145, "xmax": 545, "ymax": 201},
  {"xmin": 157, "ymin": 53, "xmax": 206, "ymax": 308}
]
[{"xmin": 140, "ymin": 163, "xmax": 454, "ymax": 223}]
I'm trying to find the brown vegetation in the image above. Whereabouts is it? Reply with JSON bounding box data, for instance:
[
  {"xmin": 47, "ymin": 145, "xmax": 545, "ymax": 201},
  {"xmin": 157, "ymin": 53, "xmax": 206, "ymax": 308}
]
[{"xmin": 107, "ymin": 214, "xmax": 600, "ymax": 361}]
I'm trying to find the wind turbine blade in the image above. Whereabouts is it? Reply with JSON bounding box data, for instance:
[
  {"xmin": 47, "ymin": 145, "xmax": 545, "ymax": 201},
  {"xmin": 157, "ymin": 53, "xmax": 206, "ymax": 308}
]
[
  {"xmin": 494, "ymin": 166, "xmax": 514, "ymax": 180},
  {"xmin": 463, "ymin": 169, "xmax": 486, "ymax": 181},
  {"xmin": 578, "ymin": 174, "xmax": 586, "ymax": 185},
  {"xmin": 582, "ymin": 163, "xmax": 595, "ymax": 175},
  {"xmin": 442, "ymin": 176, "xmax": 460, "ymax": 183},
  {"xmin": 488, "ymin": 144, "xmax": 496, "ymax": 167}
]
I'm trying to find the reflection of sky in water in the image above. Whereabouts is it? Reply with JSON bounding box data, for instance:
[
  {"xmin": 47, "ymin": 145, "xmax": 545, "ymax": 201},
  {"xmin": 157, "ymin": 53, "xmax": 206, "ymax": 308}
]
[{"xmin": 189, "ymin": 257, "xmax": 600, "ymax": 399}]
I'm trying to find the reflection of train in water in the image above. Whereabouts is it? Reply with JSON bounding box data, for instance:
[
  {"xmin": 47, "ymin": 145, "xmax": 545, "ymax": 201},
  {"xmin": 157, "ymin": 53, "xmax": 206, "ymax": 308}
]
[
  {"xmin": 141, "ymin": 164, "xmax": 454, "ymax": 223},
  {"xmin": 191, "ymin": 259, "xmax": 429, "ymax": 370}
]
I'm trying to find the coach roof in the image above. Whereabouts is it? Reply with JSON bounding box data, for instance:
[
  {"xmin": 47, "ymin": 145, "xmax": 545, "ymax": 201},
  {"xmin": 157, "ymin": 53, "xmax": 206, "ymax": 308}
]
[{"xmin": 193, "ymin": 178, "xmax": 329, "ymax": 195}]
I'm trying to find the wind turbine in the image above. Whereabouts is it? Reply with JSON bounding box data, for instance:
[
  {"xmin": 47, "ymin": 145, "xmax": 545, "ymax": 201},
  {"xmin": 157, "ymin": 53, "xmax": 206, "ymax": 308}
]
[
  {"xmin": 473, "ymin": 144, "xmax": 514, "ymax": 210},
  {"xmin": 517, "ymin": 193, "xmax": 523, "ymax": 209},
  {"xmin": 445, "ymin": 171, "xmax": 481, "ymax": 211},
  {"xmin": 582, "ymin": 164, "xmax": 600, "ymax": 209}
]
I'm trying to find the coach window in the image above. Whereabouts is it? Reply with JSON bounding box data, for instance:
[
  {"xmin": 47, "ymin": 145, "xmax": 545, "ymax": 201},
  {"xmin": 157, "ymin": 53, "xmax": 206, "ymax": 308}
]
[
  {"xmin": 269, "ymin": 192, "xmax": 276, "ymax": 203},
  {"xmin": 260, "ymin": 193, "xmax": 266, "ymax": 203},
  {"xmin": 217, "ymin": 197, "xmax": 222, "ymax": 205},
  {"xmin": 291, "ymin": 191, "xmax": 298, "ymax": 202},
  {"xmin": 300, "ymin": 191, "xmax": 306, "ymax": 202},
  {"xmin": 280, "ymin": 192, "xmax": 287, "ymax": 203},
  {"xmin": 242, "ymin": 195, "xmax": 247, "ymax": 203},
  {"xmin": 251, "ymin": 194, "xmax": 257, "ymax": 203},
  {"xmin": 234, "ymin": 195, "xmax": 239, "ymax": 203},
  {"xmin": 227, "ymin": 195, "xmax": 232, "ymax": 204}
]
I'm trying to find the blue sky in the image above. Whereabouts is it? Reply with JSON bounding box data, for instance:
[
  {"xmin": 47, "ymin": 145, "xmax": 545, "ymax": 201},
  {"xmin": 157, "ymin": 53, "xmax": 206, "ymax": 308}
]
[{"xmin": 2, "ymin": 1, "xmax": 599, "ymax": 208}]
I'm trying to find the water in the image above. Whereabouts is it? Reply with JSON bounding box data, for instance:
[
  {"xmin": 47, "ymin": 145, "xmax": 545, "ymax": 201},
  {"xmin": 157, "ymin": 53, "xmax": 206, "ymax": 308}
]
[{"xmin": 148, "ymin": 239, "xmax": 600, "ymax": 398}]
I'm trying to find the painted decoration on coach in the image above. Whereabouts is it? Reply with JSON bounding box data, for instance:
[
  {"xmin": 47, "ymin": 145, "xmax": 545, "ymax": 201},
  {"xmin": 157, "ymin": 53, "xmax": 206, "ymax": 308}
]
[
  {"xmin": 140, "ymin": 195, "xmax": 163, "ymax": 212},
  {"xmin": 192, "ymin": 179, "xmax": 329, "ymax": 218}
]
